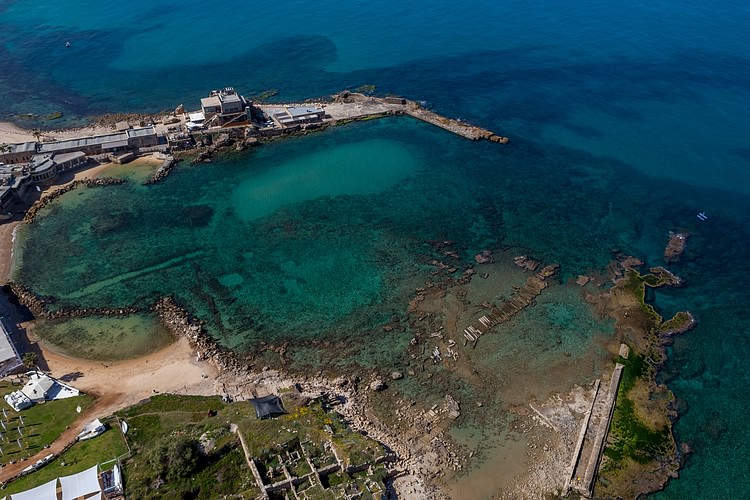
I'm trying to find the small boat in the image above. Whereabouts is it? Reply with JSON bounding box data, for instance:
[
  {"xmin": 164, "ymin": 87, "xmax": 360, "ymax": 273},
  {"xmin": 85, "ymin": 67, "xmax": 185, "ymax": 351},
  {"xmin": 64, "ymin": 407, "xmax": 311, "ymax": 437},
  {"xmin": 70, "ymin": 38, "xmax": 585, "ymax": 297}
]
[
  {"xmin": 65, "ymin": 41, "xmax": 71, "ymax": 47},
  {"xmin": 697, "ymin": 212, "xmax": 708, "ymax": 221}
]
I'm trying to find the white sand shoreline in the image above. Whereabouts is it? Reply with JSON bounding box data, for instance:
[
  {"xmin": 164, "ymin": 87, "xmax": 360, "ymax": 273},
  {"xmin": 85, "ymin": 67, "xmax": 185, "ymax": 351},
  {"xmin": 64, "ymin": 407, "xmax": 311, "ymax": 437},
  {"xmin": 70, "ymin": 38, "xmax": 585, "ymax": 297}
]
[{"xmin": 0, "ymin": 120, "xmax": 116, "ymax": 146}]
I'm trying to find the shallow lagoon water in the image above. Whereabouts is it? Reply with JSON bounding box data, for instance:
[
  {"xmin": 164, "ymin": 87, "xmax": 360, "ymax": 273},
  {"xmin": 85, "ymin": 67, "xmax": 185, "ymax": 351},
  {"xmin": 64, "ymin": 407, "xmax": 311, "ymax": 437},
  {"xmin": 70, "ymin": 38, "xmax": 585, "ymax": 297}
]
[{"xmin": 30, "ymin": 313, "xmax": 173, "ymax": 361}]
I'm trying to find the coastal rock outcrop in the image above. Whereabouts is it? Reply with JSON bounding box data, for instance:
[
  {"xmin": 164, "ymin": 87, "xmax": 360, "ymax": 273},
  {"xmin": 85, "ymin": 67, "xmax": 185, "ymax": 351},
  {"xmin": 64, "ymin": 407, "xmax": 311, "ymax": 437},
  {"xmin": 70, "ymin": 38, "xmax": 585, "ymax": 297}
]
[{"xmin": 664, "ymin": 231, "xmax": 689, "ymax": 263}]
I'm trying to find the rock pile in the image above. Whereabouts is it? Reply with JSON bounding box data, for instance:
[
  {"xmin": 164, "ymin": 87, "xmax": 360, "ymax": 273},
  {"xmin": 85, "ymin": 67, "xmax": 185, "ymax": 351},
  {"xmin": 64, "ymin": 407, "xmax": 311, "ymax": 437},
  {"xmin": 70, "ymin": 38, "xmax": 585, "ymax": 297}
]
[
  {"xmin": 191, "ymin": 149, "xmax": 213, "ymax": 164},
  {"xmin": 5, "ymin": 283, "xmax": 139, "ymax": 319},
  {"xmin": 144, "ymin": 155, "xmax": 178, "ymax": 185},
  {"xmin": 150, "ymin": 296, "xmax": 244, "ymax": 373},
  {"xmin": 474, "ymin": 249, "xmax": 494, "ymax": 264},
  {"xmin": 514, "ymin": 255, "xmax": 540, "ymax": 272}
]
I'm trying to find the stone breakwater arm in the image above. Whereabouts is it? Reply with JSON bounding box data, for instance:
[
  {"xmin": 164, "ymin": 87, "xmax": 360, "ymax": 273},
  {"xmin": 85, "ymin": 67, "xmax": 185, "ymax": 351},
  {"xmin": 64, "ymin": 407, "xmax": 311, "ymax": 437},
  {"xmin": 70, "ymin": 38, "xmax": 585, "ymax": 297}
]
[
  {"xmin": 23, "ymin": 178, "xmax": 125, "ymax": 224},
  {"xmin": 401, "ymin": 102, "xmax": 508, "ymax": 142},
  {"xmin": 144, "ymin": 155, "xmax": 178, "ymax": 185},
  {"xmin": 5, "ymin": 282, "xmax": 140, "ymax": 319},
  {"xmin": 326, "ymin": 92, "xmax": 509, "ymax": 143}
]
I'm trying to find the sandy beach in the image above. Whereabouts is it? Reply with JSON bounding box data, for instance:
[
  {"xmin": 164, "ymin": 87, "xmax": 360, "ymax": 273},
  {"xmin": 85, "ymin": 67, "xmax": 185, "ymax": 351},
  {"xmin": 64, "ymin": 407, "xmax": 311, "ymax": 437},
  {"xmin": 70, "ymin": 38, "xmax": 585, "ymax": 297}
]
[
  {"xmin": 0, "ymin": 121, "xmax": 117, "ymax": 146},
  {"xmin": 0, "ymin": 333, "xmax": 221, "ymax": 481}
]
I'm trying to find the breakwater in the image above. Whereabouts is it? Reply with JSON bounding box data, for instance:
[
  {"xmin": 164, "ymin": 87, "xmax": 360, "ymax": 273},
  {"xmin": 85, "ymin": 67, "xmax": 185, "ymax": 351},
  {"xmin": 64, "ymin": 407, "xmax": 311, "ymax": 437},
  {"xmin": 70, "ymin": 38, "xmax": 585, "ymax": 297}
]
[
  {"xmin": 5, "ymin": 283, "xmax": 140, "ymax": 320},
  {"xmin": 23, "ymin": 178, "xmax": 125, "ymax": 224},
  {"xmin": 5, "ymin": 282, "xmax": 245, "ymax": 372},
  {"xmin": 327, "ymin": 92, "xmax": 509, "ymax": 143},
  {"xmin": 150, "ymin": 296, "xmax": 244, "ymax": 373},
  {"xmin": 143, "ymin": 155, "xmax": 178, "ymax": 185}
]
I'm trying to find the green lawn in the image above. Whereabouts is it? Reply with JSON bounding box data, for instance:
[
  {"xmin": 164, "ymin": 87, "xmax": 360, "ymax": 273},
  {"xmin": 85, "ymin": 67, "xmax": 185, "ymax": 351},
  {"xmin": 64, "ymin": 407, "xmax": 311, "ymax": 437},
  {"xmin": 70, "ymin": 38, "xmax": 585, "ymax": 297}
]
[
  {"xmin": 0, "ymin": 381, "xmax": 94, "ymax": 465},
  {"xmin": 2, "ymin": 421, "xmax": 128, "ymax": 495}
]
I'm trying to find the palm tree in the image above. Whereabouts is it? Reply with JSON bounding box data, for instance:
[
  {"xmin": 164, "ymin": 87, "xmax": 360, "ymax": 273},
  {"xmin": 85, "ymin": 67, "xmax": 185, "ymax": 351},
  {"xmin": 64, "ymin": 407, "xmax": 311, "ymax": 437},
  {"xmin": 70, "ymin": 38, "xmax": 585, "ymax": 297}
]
[
  {"xmin": 22, "ymin": 352, "xmax": 38, "ymax": 370},
  {"xmin": 32, "ymin": 129, "xmax": 42, "ymax": 143}
]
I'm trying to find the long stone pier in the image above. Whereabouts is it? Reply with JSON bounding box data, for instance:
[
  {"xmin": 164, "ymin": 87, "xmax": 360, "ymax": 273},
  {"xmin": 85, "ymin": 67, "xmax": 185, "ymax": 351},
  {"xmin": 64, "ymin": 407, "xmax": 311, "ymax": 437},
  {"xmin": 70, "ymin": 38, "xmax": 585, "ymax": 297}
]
[{"xmin": 566, "ymin": 362, "xmax": 625, "ymax": 498}]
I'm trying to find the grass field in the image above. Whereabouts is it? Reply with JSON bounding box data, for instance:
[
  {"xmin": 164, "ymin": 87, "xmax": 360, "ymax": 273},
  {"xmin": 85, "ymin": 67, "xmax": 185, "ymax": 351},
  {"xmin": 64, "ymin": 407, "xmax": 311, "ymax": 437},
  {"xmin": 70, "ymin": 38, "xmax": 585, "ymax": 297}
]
[
  {"xmin": 1, "ymin": 418, "xmax": 128, "ymax": 495},
  {"xmin": 0, "ymin": 380, "xmax": 94, "ymax": 466},
  {"xmin": 3, "ymin": 389, "xmax": 389, "ymax": 498}
]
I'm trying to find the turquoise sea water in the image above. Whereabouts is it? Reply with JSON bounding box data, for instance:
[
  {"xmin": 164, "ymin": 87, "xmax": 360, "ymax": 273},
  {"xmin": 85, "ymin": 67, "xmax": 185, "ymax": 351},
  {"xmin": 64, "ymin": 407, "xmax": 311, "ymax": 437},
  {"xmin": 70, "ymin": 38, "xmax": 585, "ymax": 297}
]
[{"xmin": 3, "ymin": 0, "xmax": 750, "ymax": 496}]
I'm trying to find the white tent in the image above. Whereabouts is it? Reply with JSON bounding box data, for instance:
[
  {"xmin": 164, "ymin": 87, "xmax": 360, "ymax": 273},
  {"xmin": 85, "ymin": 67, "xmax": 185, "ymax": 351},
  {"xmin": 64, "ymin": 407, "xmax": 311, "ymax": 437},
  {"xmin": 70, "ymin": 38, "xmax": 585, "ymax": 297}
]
[
  {"xmin": 9, "ymin": 478, "xmax": 58, "ymax": 500},
  {"xmin": 59, "ymin": 464, "xmax": 101, "ymax": 500},
  {"xmin": 78, "ymin": 419, "xmax": 106, "ymax": 441}
]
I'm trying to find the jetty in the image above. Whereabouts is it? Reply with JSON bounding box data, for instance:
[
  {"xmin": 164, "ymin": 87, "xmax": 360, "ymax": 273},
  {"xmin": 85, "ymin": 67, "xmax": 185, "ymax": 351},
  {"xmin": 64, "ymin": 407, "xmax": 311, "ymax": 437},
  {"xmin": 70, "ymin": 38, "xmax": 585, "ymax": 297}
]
[
  {"xmin": 462, "ymin": 264, "xmax": 559, "ymax": 346},
  {"xmin": 323, "ymin": 92, "xmax": 508, "ymax": 142},
  {"xmin": 564, "ymin": 358, "xmax": 625, "ymax": 498}
]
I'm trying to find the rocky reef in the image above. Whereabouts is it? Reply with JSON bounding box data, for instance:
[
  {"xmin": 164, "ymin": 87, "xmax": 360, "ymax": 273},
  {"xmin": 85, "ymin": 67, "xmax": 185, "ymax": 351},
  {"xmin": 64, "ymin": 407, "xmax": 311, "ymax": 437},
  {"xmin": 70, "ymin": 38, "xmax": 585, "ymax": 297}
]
[
  {"xmin": 591, "ymin": 260, "xmax": 697, "ymax": 499},
  {"xmin": 664, "ymin": 231, "xmax": 689, "ymax": 263}
]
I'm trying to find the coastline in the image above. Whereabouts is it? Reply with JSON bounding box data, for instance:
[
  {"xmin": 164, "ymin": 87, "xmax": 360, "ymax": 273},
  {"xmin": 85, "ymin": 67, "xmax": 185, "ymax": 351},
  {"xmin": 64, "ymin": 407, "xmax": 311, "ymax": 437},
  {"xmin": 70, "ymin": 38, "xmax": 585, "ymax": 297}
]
[
  {"xmin": 0, "ymin": 105, "xmax": 688, "ymax": 499},
  {"xmin": 0, "ymin": 154, "xmax": 162, "ymax": 282},
  {"xmin": 0, "ymin": 121, "xmax": 115, "ymax": 147}
]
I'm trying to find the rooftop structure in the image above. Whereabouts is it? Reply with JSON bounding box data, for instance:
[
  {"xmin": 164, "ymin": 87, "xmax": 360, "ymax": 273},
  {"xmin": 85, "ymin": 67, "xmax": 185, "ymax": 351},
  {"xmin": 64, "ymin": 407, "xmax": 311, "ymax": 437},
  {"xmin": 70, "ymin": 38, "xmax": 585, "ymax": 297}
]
[
  {"xmin": 199, "ymin": 87, "xmax": 251, "ymax": 127},
  {"xmin": 267, "ymin": 106, "xmax": 325, "ymax": 128},
  {"xmin": 5, "ymin": 372, "xmax": 81, "ymax": 410},
  {"xmin": 21, "ymin": 373, "xmax": 56, "ymax": 403},
  {"xmin": 1, "ymin": 151, "xmax": 88, "ymax": 213},
  {"xmin": 37, "ymin": 125, "xmax": 158, "ymax": 156},
  {"xmin": 0, "ymin": 316, "xmax": 23, "ymax": 377},
  {"xmin": 8, "ymin": 463, "xmax": 122, "ymax": 500},
  {"xmin": 1, "ymin": 142, "xmax": 36, "ymax": 165}
]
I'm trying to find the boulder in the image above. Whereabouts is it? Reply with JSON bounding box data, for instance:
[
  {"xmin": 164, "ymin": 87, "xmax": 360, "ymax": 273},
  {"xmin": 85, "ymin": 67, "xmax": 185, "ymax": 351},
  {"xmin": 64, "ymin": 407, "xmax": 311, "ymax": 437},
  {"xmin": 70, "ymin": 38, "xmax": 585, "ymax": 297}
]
[
  {"xmin": 391, "ymin": 371, "xmax": 403, "ymax": 380},
  {"xmin": 370, "ymin": 379, "xmax": 386, "ymax": 392}
]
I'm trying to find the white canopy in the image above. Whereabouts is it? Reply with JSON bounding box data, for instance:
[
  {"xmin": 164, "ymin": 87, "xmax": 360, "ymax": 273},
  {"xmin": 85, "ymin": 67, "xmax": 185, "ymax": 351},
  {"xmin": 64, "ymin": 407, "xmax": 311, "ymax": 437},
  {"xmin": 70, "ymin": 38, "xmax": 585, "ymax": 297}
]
[
  {"xmin": 9, "ymin": 478, "xmax": 58, "ymax": 500},
  {"xmin": 59, "ymin": 464, "xmax": 101, "ymax": 500}
]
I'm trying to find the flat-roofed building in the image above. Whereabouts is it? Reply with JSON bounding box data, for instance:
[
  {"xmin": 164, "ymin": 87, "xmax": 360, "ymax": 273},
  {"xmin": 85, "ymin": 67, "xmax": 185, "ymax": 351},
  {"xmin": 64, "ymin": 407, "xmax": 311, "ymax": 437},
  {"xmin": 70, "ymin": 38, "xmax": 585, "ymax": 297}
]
[
  {"xmin": 2, "ymin": 142, "xmax": 37, "ymax": 164},
  {"xmin": 28, "ymin": 152, "xmax": 88, "ymax": 184},
  {"xmin": 0, "ymin": 316, "xmax": 22, "ymax": 377},
  {"xmin": 126, "ymin": 126, "xmax": 159, "ymax": 148},
  {"xmin": 37, "ymin": 126, "xmax": 157, "ymax": 156},
  {"xmin": 268, "ymin": 106, "xmax": 325, "ymax": 128}
]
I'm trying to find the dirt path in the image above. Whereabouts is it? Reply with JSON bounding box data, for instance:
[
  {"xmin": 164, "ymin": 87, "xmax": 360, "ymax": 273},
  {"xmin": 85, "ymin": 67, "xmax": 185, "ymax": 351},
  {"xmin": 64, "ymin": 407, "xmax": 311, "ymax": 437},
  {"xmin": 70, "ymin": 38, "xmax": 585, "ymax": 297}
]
[{"xmin": 0, "ymin": 336, "xmax": 220, "ymax": 482}]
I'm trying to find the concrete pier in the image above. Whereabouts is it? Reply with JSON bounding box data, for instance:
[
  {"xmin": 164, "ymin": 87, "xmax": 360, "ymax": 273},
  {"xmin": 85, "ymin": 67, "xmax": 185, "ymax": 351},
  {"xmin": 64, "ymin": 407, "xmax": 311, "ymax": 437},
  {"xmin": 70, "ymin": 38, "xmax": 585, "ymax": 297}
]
[
  {"xmin": 563, "ymin": 379, "xmax": 600, "ymax": 495},
  {"xmin": 566, "ymin": 362, "xmax": 625, "ymax": 498},
  {"xmin": 582, "ymin": 363, "xmax": 624, "ymax": 497}
]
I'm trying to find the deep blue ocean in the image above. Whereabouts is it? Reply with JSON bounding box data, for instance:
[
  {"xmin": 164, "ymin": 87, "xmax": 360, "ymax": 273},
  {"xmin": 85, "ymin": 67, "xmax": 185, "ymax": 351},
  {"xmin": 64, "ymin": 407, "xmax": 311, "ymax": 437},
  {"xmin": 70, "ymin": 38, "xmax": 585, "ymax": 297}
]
[{"xmin": 3, "ymin": 0, "xmax": 750, "ymax": 497}]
